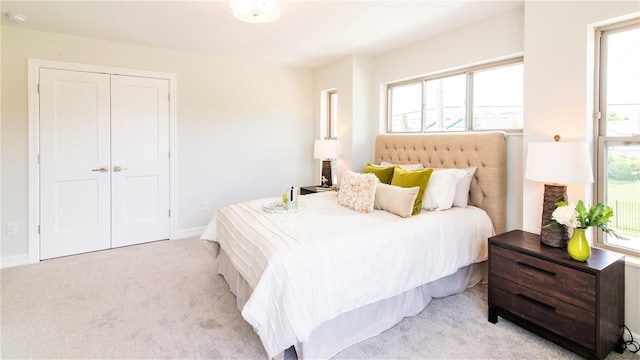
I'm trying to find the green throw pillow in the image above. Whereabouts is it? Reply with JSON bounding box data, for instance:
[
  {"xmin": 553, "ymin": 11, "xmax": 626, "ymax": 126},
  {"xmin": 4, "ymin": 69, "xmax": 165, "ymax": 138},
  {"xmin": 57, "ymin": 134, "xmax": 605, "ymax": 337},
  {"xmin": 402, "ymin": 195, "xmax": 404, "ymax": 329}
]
[
  {"xmin": 364, "ymin": 163, "xmax": 395, "ymax": 184},
  {"xmin": 390, "ymin": 167, "xmax": 434, "ymax": 215}
]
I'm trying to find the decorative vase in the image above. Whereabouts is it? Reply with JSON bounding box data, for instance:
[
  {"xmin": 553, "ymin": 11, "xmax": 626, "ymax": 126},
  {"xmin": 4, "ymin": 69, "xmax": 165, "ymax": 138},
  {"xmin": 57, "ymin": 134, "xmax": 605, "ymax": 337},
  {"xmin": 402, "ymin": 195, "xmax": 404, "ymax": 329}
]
[{"xmin": 567, "ymin": 228, "xmax": 590, "ymax": 262}]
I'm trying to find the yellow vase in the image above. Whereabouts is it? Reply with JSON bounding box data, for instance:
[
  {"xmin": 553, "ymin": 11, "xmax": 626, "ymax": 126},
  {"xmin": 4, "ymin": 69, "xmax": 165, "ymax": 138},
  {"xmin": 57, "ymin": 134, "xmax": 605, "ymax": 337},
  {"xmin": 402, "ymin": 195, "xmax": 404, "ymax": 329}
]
[{"xmin": 567, "ymin": 228, "xmax": 590, "ymax": 262}]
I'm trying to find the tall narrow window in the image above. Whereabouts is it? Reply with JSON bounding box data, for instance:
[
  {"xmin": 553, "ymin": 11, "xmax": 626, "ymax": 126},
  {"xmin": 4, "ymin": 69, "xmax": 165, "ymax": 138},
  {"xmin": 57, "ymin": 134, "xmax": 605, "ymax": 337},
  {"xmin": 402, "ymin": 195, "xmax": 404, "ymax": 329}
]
[
  {"xmin": 595, "ymin": 19, "xmax": 640, "ymax": 256},
  {"xmin": 327, "ymin": 90, "xmax": 338, "ymax": 138}
]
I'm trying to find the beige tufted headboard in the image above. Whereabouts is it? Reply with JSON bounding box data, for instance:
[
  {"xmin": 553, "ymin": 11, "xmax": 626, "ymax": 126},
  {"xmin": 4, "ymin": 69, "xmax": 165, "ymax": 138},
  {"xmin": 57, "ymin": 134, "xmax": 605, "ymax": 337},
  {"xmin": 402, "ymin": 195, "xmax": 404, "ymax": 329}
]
[{"xmin": 375, "ymin": 132, "xmax": 507, "ymax": 234}]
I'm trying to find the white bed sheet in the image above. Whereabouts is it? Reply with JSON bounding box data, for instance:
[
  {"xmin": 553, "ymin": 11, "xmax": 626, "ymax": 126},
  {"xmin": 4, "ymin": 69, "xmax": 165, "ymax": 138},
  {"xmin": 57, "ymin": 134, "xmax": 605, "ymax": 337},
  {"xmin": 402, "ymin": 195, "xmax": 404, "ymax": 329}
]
[{"xmin": 200, "ymin": 192, "xmax": 494, "ymax": 358}]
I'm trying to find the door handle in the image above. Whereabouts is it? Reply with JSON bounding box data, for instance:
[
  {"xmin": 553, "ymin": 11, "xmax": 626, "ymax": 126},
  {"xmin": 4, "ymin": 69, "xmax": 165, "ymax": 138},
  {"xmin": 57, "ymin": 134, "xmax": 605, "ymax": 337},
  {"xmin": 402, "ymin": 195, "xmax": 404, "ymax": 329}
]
[
  {"xmin": 91, "ymin": 166, "xmax": 109, "ymax": 172},
  {"xmin": 113, "ymin": 165, "xmax": 128, "ymax": 172}
]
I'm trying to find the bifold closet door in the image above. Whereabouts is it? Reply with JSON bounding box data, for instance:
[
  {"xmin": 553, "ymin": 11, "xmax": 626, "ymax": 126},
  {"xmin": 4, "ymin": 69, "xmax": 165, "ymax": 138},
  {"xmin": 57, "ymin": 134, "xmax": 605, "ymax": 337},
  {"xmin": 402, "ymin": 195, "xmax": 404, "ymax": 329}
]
[
  {"xmin": 110, "ymin": 75, "xmax": 170, "ymax": 248},
  {"xmin": 39, "ymin": 69, "xmax": 170, "ymax": 259},
  {"xmin": 39, "ymin": 69, "xmax": 112, "ymax": 259}
]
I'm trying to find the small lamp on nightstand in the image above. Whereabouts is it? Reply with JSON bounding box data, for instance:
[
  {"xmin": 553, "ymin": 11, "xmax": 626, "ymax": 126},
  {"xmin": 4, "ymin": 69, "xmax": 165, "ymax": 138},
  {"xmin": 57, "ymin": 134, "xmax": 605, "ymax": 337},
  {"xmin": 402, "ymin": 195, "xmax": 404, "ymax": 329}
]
[
  {"xmin": 313, "ymin": 138, "xmax": 337, "ymax": 188},
  {"xmin": 525, "ymin": 135, "xmax": 594, "ymax": 247}
]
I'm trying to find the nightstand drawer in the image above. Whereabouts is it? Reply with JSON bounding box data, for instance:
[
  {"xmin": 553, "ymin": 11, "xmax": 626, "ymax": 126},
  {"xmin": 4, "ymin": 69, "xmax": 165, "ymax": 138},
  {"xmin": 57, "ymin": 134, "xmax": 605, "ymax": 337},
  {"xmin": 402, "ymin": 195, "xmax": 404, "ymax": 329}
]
[
  {"xmin": 490, "ymin": 245, "xmax": 595, "ymax": 311},
  {"xmin": 491, "ymin": 275, "xmax": 595, "ymax": 350}
]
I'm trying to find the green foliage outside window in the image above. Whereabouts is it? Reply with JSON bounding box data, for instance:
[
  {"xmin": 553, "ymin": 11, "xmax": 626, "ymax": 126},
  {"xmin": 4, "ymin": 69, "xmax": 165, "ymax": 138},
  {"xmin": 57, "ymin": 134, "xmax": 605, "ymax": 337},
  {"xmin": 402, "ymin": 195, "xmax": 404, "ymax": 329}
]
[{"xmin": 608, "ymin": 154, "xmax": 640, "ymax": 181}]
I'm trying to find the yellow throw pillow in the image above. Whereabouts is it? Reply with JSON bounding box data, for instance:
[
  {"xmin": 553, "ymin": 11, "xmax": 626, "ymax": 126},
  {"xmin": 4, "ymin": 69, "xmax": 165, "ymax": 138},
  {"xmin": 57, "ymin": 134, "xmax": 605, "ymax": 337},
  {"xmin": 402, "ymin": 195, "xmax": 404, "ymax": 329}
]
[
  {"xmin": 364, "ymin": 163, "xmax": 395, "ymax": 184},
  {"xmin": 390, "ymin": 167, "xmax": 434, "ymax": 215},
  {"xmin": 380, "ymin": 161, "xmax": 425, "ymax": 170}
]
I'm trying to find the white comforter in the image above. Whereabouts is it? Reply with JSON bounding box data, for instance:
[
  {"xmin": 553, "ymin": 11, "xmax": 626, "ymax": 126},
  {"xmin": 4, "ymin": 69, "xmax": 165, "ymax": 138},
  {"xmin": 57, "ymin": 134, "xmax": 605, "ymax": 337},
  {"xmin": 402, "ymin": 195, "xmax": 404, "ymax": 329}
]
[{"xmin": 201, "ymin": 192, "xmax": 493, "ymax": 358}]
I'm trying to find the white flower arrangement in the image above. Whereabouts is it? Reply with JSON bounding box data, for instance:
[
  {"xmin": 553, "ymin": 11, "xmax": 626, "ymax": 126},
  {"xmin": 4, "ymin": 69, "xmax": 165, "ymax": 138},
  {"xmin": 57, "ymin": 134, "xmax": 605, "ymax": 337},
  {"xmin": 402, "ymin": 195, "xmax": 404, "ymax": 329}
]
[
  {"xmin": 549, "ymin": 200, "xmax": 617, "ymax": 236},
  {"xmin": 551, "ymin": 203, "xmax": 581, "ymax": 228}
]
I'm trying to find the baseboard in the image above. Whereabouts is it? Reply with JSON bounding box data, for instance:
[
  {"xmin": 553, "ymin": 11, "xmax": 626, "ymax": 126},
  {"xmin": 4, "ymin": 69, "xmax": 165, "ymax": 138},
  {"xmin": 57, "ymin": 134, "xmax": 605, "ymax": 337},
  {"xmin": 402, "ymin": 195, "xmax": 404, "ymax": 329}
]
[
  {"xmin": 174, "ymin": 226, "xmax": 205, "ymax": 240},
  {"xmin": 1, "ymin": 228, "xmax": 205, "ymax": 269},
  {"xmin": 1, "ymin": 253, "xmax": 30, "ymax": 269}
]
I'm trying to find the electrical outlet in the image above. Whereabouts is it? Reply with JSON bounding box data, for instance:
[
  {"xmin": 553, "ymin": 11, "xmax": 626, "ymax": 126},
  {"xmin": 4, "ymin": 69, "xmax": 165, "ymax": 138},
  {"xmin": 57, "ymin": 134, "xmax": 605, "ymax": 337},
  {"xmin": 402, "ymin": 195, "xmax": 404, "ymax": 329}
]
[
  {"xmin": 201, "ymin": 201, "xmax": 209, "ymax": 211},
  {"xmin": 7, "ymin": 223, "xmax": 17, "ymax": 235}
]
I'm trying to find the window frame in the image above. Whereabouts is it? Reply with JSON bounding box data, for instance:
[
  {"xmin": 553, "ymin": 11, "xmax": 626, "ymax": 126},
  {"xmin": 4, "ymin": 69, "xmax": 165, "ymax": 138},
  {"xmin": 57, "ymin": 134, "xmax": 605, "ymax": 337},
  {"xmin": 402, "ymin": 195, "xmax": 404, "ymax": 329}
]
[
  {"xmin": 386, "ymin": 57, "xmax": 524, "ymax": 133},
  {"xmin": 594, "ymin": 18, "xmax": 640, "ymax": 257}
]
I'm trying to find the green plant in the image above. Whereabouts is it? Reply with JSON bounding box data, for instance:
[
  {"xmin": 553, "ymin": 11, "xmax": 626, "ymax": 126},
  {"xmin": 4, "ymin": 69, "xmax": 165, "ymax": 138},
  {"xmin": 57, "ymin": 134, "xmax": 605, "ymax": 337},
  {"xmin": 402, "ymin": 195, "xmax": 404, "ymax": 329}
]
[{"xmin": 549, "ymin": 200, "xmax": 618, "ymax": 237}]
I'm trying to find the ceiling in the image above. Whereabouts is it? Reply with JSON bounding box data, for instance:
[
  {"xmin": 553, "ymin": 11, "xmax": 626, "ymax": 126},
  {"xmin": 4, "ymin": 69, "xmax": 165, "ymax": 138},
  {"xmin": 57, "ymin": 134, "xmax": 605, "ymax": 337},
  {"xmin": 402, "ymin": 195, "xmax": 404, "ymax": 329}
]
[{"xmin": 1, "ymin": 0, "xmax": 523, "ymax": 68}]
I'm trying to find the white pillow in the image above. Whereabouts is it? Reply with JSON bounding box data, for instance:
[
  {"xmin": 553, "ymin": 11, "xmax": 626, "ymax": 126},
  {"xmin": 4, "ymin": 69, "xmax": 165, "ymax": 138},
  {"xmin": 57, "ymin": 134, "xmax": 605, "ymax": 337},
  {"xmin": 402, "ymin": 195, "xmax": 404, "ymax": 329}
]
[
  {"xmin": 423, "ymin": 169, "xmax": 466, "ymax": 211},
  {"xmin": 337, "ymin": 171, "xmax": 379, "ymax": 213},
  {"xmin": 374, "ymin": 183, "xmax": 420, "ymax": 218},
  {"xmin": 380, "ymin": 161, "xmax": 424, "ymax": 170},
  {"xmin": 452, "ymin": 167, "xmax": 477, "ymax": 208}
]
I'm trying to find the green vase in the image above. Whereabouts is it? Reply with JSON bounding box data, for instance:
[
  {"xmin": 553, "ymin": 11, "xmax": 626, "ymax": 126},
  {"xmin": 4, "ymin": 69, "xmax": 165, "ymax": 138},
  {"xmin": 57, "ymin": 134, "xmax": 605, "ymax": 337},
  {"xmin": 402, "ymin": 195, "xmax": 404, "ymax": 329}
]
[{"xmin": 567, "ymin": 228, "xmax": 590, "ymax": 262}]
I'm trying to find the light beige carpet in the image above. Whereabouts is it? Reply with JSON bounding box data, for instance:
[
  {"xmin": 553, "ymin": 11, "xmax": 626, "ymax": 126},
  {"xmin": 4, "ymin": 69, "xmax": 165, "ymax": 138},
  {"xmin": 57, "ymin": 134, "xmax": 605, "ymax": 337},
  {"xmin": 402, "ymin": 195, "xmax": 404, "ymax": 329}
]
[
  {"xmin": 1, "ymin": 238, "xmax": 265, "ymax": 359},
  {"xmin": 1, "ymin": 237, "xmax": 637, "ymax": 359}
]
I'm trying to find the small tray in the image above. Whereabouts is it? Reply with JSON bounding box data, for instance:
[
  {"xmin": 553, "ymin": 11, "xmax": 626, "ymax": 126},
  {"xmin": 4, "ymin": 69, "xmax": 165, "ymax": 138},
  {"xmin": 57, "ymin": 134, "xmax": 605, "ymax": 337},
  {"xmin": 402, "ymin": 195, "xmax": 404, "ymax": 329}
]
[{"xmin": 262, "ymin": 201, "xmax": 301, "ymax": 213}]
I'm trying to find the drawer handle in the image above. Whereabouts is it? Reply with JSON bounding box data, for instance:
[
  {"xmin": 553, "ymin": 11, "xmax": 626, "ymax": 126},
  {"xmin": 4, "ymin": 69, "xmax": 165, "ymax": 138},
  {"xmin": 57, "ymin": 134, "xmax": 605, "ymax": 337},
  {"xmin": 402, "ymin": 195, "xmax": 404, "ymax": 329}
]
[
  {"xmin": 517, "ymin": 294, "xmax": 556, "ymax": 312},
  {"xmin": 516, "ymin": 261, "xmax": 556, "ymax": 277}
]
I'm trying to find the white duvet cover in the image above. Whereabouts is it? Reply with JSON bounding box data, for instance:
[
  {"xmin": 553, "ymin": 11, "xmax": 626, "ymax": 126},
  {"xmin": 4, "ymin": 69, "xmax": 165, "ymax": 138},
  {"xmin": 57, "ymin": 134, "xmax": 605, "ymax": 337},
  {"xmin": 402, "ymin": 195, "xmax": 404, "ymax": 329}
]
[{"xmin": 201, "ymin": 191, "xmax": 494, "ymax": 358}]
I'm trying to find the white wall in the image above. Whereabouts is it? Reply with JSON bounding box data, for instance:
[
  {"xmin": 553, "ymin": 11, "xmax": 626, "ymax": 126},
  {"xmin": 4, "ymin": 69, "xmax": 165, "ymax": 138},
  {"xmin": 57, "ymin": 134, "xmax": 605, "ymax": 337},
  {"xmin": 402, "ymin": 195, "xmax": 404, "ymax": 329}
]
[
  {"xmin": 1, "ymin": 26, "xmax": 314, "ymax": 260},
  {"xmin": 312, "ymin": 54, "xmax": 374, "ymax": 183},
  {"xmin": 313, "ymin": 56, "xmax": 354, "ymax": 183}
]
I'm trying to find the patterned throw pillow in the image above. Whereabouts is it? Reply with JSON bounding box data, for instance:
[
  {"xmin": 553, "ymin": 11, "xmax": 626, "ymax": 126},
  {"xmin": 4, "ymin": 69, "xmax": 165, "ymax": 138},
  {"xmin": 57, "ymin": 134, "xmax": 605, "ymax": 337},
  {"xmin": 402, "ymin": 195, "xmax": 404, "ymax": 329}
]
[
  {"xmin": 337, "ymin": 171, "xmax": 379, "ymax": 213},
  {"xmin": 380, "ymin": 161, "xmax": 425, "ymax": 170}
]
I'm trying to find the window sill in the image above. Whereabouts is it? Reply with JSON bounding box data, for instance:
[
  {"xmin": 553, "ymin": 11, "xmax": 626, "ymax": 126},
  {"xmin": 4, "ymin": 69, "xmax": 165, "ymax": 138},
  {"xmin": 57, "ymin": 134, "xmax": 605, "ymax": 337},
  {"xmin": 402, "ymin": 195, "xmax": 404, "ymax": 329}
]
[
  {"xmin": 623, "ymin": 254, "xmax": 640, "ymax": 269},
  {"xmin": 594, "ymin": 245, "xmax": 640, "ymax": 268}
]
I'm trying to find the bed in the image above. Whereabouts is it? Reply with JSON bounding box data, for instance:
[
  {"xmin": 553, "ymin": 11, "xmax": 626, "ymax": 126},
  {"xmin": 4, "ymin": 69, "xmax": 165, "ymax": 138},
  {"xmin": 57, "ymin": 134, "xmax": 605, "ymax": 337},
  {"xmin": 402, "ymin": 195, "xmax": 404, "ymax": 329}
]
[{"xmin": 200, "ymin": 131, "xmax": 507, "ymax": 359}]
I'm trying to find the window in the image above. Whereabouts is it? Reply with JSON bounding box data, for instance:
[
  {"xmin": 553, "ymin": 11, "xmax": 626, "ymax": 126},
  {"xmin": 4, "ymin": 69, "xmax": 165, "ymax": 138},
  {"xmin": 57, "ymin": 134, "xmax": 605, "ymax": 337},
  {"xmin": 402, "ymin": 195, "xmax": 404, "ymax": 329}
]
[
  {"xmin": 387, "ymin": 58, "xmax": 523, "ymax": 133},
  {"xmin": 424, "ymin": 75, "xmax": 465, "ymax": 131},
  {"xmin": 472, "ymin": 65, "xmax": 524, "ymax": 130},
  {"xmin": 595, "ymin": 19, "xmax": 640, "ymax": 256},
  {"xmin": 389, "ymin": 83, "xmax": 422, "ymax": 132},
  {"xmin": 327, "ymin": 90, "xmax": 338, "ymax": 138}
]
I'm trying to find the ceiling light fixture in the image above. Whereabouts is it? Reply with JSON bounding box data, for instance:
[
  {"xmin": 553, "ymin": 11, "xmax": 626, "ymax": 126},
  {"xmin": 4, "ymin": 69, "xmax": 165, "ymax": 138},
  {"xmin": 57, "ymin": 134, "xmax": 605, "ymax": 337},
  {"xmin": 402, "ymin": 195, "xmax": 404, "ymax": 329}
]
[
  {"xmin": 230, "ymin": 0, "xmax": 280, "ymax": 23},
  {"xmin": 6, "ymin": 12, "xmax": 28, "ymax": 23}
]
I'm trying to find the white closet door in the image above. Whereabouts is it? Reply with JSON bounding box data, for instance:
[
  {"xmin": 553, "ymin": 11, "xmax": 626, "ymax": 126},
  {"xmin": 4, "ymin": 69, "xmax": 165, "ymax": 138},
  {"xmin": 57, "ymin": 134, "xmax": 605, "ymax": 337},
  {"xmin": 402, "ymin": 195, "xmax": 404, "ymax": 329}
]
[
  {"xmin": 110, "ymin": 75, "xmax": 170, "ymax": 247},
  {"xmin": 39, "ymin": 69, "xmax": 112, "ymax": 259}
]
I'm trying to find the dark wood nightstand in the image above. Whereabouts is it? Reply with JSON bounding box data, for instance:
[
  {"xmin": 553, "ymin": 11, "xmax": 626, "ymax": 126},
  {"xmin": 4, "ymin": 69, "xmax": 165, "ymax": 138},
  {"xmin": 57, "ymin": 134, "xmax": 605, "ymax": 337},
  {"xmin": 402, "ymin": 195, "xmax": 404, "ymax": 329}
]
[
  {"xmin": 300, "ymin": 186, "xmax": 336, "ymax": 195},
  {"xmin": 488, "ymin": 230, "xmax": 625, "ymax": 360}
]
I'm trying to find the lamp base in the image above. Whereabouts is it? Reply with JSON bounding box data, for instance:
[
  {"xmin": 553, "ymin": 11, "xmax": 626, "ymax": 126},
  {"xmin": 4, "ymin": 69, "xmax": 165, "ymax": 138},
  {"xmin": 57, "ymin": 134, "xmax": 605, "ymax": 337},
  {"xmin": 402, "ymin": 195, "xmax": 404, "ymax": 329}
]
[
  {"xmin": 540, "ymin": 184, "xmax": 568, "ymax": 247},
  {"xmin": 321, "ymin": 159, "xmax": 332, "ymax": 187}
]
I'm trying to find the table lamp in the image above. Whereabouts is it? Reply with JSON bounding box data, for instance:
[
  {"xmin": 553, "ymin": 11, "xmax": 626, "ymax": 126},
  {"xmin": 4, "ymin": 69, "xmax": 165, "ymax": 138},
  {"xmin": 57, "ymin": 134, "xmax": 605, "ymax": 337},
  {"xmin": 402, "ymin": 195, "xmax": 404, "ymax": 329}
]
[
  {"xmin": 525, "ymin": 135, "xmax": 594, "ymax": 247},
  {"xmin": 313, "ymin": 139, "xmax": 337, "ymax": 187}
]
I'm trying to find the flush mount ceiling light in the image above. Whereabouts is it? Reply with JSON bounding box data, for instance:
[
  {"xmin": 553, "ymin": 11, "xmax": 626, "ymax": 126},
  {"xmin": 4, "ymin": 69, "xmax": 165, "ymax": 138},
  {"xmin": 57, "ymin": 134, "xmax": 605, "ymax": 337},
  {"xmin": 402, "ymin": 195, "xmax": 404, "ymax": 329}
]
[
  {"xmin": 230, "ymin": 0, "xmax": 280, "ymax": 23},
  {"xmin": 5, "ymin": 12, "xmax": 28, "ymax": 23}
]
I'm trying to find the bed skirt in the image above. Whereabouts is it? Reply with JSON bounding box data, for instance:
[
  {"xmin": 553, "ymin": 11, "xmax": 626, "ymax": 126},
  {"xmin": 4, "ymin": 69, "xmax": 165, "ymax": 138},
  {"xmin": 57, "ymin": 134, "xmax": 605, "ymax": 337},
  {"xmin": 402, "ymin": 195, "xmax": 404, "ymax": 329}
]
[{"xmin": 204, "ymin": 240, "xmax": 487, "ymax": 359}]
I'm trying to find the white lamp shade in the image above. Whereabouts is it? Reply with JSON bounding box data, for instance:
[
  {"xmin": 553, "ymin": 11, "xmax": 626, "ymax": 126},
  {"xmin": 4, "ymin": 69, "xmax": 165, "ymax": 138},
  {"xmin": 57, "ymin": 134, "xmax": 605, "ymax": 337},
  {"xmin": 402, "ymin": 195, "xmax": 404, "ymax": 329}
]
[
  {"xmin": 525, "ymin": 141, "xmax": 594, "ymax": 184},
  {"xmin": 230, "ymin": 0, "xmax": 280, "ymax": 23},
  {"xmin": 313, "ymin": 139, "xmax": 337, "ymax": 159}
]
